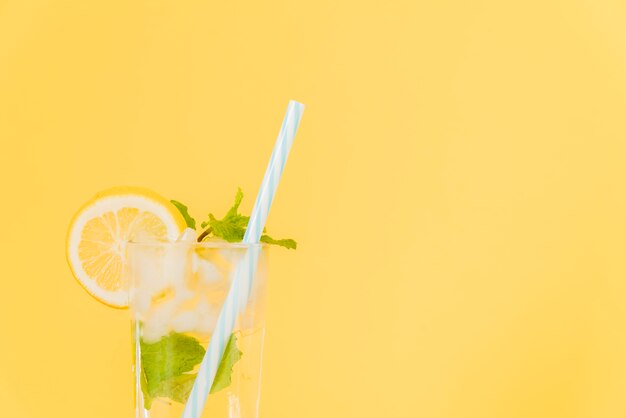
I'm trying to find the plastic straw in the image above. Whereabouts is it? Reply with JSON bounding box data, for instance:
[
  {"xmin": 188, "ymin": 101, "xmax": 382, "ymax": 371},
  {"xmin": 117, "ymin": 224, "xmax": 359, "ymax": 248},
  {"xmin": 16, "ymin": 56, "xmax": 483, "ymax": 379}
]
[{"xmin": 181, "ymin": 100, "xmax": 305, "ymax": 418}]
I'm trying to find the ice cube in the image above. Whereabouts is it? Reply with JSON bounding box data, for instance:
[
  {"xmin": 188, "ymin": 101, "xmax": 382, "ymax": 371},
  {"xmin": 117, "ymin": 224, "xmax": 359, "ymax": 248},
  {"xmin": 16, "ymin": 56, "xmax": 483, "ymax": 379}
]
[
  {"xmin": 195, "ymin": 300, "xmax": 217, "ymax": 333},
  {"xmin": 142, "ymin": 300, "xmax": 176, "ymax": 343},
  {"xmin": 133, "ymin": 290, "xmax": 152, "ymax": 316},
  {"xmin": 196, "ymin": 257, "xmax": 223, "ymax": 284},
  {"xmin": 134, "ymin": 249, "xmax": 170, "ymax": 297},
  {"xmin": 142, "ymin": 322, "xmax": 168, "ymax": 343},
  {"xmin": 170, "ymin": 311, "xmax": 199, "ymax": 333},
  {"xmin": 219, "ymin": 248, "xmax": 244, "ymax": 265},
  {"xmin": 163, "ymin": 245, "xmax": 189, "ymax": 289},
  {"xmin": 172, "ymin": 284, "xmax": 195, "ymax": 304}
]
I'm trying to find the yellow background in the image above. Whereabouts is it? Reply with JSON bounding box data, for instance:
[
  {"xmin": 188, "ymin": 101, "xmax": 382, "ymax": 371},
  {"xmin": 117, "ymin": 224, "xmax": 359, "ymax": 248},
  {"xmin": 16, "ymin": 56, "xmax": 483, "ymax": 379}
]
[{"xmin": 1, "ymin": 1, "xmax": 625, "ymax": 417}]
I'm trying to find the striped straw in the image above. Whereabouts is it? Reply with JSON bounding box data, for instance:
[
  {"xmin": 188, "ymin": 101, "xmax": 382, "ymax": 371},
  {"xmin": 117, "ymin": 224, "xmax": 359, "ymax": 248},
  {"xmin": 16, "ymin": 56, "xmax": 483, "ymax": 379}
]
[{"xmin": 181, "ymin": 100, "xmax": 305, "ymax": 418}]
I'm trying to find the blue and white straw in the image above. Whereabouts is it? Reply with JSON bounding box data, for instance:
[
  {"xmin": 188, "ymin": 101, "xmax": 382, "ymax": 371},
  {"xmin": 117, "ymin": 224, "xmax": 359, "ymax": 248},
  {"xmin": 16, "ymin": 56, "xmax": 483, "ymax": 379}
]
[{"xmin": 181, "ymin": 100, "xmax": 305, "ymax": 418}]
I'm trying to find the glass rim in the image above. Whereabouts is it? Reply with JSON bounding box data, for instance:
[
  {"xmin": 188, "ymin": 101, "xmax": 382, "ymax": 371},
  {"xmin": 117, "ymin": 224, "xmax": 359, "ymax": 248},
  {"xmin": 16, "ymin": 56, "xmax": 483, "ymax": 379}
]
[{"xmin": 127, "ymin": 240, "xmax": 269, "ymax": 249}]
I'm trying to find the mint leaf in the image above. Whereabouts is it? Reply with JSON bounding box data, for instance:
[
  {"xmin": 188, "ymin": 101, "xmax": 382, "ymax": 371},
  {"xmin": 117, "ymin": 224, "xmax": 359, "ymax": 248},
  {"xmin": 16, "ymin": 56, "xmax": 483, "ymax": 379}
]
[
  {"xmin": 139, "ymin": 331, "xmax": 243, "ymax": 408},
  {"xmin": 153, "ymin": 373, "xmax": 197, "ymax": 404},
  {"xmin": 200, "ymin": 188, "xmax": 244, "ymax": 230},
  {"xmin": 211, "ymin": 333, "xmax": 243, "ymax": 393},
  {"xmin": 205, "ymin": 213, "xmax": 249, "ymax": 242},
  {"xmin": 199, "ymin": 188, "xmax": 296, "ymax": 249},
  {"xmin": 260, "ymin": 234, "xmax": 297, "ymax": 249},
  {"xmin": 171, "ymin": 200, "xmax": 196, "ymax": 230},
  {"xmin": 140, "ymin": 332, "xmax": 205, "ymax": 397},
  {"xmin": 200, "ymin": 188, "xmax": 249, "ymax": 241},
  {"xmin": 225, "ymin": 187, "xmax": 244, "ymax": 219}
]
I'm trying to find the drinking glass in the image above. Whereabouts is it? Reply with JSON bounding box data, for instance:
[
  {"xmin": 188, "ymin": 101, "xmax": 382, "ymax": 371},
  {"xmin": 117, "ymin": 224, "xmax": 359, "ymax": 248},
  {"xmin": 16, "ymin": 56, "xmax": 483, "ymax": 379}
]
[{"xmin": 127, "ymin": 241, "xmax": 268, "ymax": 418}]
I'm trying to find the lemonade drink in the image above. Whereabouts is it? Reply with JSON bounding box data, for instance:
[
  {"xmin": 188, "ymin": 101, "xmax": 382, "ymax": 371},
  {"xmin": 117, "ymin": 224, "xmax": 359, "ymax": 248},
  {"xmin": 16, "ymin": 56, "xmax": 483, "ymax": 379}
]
[
  {"xmin": 66, "ymin": 186, "xmax": 294, "ymax": 418},
  {"xmin": 128, "ymin": 242, "xmax": 268, "ymax": 418}
]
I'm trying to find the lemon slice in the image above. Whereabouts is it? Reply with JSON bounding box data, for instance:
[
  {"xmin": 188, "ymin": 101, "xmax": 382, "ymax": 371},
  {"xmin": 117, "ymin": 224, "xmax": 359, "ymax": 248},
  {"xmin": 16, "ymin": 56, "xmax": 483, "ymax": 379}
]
[{"xmin": 66, "ymin": 187, "xmax": 187, "ymax": 308}]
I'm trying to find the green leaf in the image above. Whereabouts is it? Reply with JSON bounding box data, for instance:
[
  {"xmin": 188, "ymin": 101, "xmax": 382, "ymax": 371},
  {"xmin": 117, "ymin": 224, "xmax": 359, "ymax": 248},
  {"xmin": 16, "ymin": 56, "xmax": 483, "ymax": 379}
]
[
  {"xmin": 225, "ymin": 188, "xmax": 244, "ymax": 219},
  {"xmin": 152, "ymin": 373, "xmax": 198, "ymax": 404},
  {"xmin": 260, "ymin": 234, "xmax": 297, "ymax": 249},
  {"xmin": 139, "ymin": 332, "xmax": 243, "ymax": 408},
  {"xmin": 199, "ymin": 189, "xmax": 249, "ymax": 242},
  {"xmin": 171, "ymin": 200, "xmax": 196, "ymax": 230},
  {"xmin": 207, "ymin": 213, "xmax": 249, "ymax": 242},
  {"xmin": 198, "ymin": 188, "xmax": 297, "ymax": 249},
  {"xmin": 140, "ymin": 332, "xmax": 205, "ymax": 398},
  {"xmin": 211, "ymin": 333, "xmax": 243, "ymax": 393}
]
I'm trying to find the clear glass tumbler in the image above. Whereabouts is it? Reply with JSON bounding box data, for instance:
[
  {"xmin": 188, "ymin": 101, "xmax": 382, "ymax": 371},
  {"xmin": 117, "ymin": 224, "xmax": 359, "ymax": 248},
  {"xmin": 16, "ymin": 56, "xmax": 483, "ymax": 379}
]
[{"xmin": 127, "ymin": 241, "xmax": 268, "ymax": 418}]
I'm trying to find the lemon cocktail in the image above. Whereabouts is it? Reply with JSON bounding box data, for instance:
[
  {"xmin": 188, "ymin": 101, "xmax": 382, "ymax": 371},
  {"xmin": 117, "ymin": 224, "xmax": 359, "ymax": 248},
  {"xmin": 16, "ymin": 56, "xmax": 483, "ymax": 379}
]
[{"xmin": 66, "ymin": 187, "xmax": 294, "ymax": 418}]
